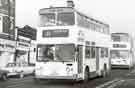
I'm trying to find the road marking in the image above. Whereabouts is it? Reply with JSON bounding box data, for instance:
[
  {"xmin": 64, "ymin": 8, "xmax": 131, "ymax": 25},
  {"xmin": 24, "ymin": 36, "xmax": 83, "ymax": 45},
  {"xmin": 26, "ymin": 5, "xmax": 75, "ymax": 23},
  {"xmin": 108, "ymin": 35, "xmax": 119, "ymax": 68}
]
[
  {"xmin": 6, "ymin": 83, "xmax": 25, "ymax": 88},
  {"xmin": 96, "ymin": 79, "xmax": 119, "ymax": 88},
  {"xmin": 9, "ymin": 76, "xmax": 33, "ymax": 81},
  {"xmin": 3, "ymin": 77, "xmax": 34, "ymax": 88},
  {"xmin": 6, "ymin": 79, "xmax": 32, "ymax": 86},
  {"xmin": 7, "ymin": 76, "xmax": 33, "ymax": 84},
  {"xmin": 107, "ymin": 79, "xmax": 125, "ymax": 88}
]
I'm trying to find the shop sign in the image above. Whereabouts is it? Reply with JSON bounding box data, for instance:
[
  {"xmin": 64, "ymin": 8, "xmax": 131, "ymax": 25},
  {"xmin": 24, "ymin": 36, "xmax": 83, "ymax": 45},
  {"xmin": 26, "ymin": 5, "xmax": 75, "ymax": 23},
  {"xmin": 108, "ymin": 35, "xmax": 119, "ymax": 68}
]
[
  {"xmin": 17, "ymin": 36, "xmax": 31, "ymax": 51},
  {"xmin": 17, "ymin": 42, "xmax": 30, "ymax": 51},
  {"xmin": 0, "ymin": 38, "xmax": 15, "ymax": 52}
]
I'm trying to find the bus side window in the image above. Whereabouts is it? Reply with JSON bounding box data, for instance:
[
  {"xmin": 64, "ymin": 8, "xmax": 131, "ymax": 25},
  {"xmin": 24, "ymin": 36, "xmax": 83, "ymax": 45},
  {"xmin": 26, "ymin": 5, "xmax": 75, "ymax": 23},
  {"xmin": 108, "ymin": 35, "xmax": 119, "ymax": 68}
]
[
  {"xmin": 34, "ymin": 48, "xmax": 36, "ymax": 52},
  {"xmin": 91, "ymin": 47, "xmax": 95, "ymax": 58},
  {"xmin": 85, "ymin": 46, "xmax": 90, "ymax": 58},
  {"xmin": 101, "ymin": 48, "xmax": 105, "ymax": 58},
  {"xmin": 76, "ymin": 45, "xmax": 83, "ymax": 73},
  {"xmin": 101, "ymin": 48, "xmax": 109, "ymax": 58},
  {"xmin": 105, "ymin": 48, "xmax": 109, "ymax": 58}
]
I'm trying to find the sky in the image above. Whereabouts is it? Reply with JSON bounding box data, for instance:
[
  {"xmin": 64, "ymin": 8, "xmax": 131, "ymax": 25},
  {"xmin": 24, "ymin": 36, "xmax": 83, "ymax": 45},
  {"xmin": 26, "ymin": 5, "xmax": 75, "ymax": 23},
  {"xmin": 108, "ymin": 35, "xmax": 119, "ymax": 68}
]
[{"xmin": 16, "ymin": 0, "xmax": 135, "ymax": 35}]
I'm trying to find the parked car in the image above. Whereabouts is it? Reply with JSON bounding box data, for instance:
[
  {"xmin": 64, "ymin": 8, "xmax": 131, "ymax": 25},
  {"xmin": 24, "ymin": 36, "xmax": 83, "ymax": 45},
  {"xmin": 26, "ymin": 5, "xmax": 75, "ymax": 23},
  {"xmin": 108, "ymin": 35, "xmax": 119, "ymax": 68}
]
[
  {"xmin": 1, "ymin": 63, "xmax": 35, "ymax": 78},
  {"xmin": 0, "ymin": 69, "xmax": 9, "ymax": 81}
]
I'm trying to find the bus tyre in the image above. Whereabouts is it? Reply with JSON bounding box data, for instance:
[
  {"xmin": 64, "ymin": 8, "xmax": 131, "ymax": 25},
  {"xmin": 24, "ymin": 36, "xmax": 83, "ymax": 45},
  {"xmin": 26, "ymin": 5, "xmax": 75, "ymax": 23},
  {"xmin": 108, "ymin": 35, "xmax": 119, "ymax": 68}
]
[
  {"xmin": 2, "ymin": 74, "xmax": 7, "ymax": 81},
  {"xmin": 34, "ymin": 78, "xmax": 41, "ymax": 83},
  {"xmin": 102, "ymin": 66, "xmax": 107, "ymax": 78},
  {"xmin": 32, "ymin": 70, "xmax": 35, "ymax": 76},
  {"xmin": 84, "ymin": 68, "xmax": 89, "ymax": 82}
]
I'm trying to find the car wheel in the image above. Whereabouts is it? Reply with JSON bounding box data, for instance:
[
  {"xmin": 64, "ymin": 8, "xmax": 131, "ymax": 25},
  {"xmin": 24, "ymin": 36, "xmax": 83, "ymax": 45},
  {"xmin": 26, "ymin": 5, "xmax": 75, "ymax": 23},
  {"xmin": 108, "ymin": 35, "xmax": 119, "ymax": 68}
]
[
  {"xmin": 32, "ymin": 70, "xmax": 35, "ymax": 76},
  {"xmin": 2, "ymin": 74, "xmax": 7, "ymax": 81},
  {"xmin": 102, "ymin": 66, "xmax": 107, "ymax": 78},
  {"xmin": 34, "ymin": 78, "xmax": 41, "ymax": 83}
]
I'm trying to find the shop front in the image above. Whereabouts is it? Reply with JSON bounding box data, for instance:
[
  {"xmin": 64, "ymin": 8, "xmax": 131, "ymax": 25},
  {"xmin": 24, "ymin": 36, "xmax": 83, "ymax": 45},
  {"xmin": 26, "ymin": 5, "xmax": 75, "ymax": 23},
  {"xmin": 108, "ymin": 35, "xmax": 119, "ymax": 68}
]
[
  {"xmin": 29, "ymin": 40, "xmax": 36, "ymax": 64},
  {"xmin": 16, "ymin": 36, "xmax": 31, "ymax": 64},
  {"xmin": 0, "ymin": 38, "xmax": 15, "ymax": 67}
]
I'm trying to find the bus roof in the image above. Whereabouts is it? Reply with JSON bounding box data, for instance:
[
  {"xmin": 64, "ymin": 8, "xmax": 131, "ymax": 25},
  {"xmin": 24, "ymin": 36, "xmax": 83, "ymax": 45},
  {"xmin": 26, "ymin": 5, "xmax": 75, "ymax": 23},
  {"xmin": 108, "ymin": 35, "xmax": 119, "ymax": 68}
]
[{"xmin": 39, "ymin": 7, "xmax": 109, "ymax": 28}]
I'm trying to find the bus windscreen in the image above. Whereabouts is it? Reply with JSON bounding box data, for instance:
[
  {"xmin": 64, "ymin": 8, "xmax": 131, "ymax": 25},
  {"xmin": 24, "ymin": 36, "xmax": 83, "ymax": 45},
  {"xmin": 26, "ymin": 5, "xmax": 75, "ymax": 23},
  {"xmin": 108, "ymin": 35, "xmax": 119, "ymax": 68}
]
[{"xmin": 37, "ymin": 44, "xmax": 75, "ymax": 62}]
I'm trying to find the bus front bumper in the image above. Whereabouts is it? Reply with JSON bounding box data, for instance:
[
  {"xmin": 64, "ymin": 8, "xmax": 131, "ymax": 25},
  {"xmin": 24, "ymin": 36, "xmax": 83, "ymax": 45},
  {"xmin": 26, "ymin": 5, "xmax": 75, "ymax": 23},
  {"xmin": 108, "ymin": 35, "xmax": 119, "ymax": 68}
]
[
  {"xmin": 35, "ymin": 75, "xmax": 78, "ymax": 80},
  {"xmin": 111, "ymin": 64, "xmax": 130, "ymax": 69}
]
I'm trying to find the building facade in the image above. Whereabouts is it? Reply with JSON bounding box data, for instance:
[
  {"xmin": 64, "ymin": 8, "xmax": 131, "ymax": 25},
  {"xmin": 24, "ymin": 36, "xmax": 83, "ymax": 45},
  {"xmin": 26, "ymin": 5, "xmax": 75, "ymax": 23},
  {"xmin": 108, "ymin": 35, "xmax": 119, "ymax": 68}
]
[
  {"xmin": 0, "ymin": 38, "xmax": 15, "ymax": 67},
  {"xmin": 0, "ymin": 0, "xmax": 15, "ymax": 67},
  {"xmin": 15, "ymin": 26, "xmax": 37, "ymax": 64}
]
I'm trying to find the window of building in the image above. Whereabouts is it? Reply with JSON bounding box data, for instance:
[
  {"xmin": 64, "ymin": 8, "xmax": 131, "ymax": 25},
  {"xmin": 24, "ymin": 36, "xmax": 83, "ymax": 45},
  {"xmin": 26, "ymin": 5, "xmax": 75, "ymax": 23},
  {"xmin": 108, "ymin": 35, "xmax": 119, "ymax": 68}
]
[
  {"xmin": 0, "ymin": 51, "xmax": 3, "ymax": 56},
  {"xmin": 0, "ymin": 0, "xmax": 2, "ymax": 6}
]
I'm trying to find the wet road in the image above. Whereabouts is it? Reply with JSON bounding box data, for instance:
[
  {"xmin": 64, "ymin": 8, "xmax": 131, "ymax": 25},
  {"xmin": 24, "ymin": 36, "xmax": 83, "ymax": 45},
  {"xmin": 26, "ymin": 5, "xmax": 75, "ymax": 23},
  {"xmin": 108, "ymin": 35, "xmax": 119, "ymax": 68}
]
[{"xmin": 0, "ymin": 68, "xmax": 135, "ymax": 88}]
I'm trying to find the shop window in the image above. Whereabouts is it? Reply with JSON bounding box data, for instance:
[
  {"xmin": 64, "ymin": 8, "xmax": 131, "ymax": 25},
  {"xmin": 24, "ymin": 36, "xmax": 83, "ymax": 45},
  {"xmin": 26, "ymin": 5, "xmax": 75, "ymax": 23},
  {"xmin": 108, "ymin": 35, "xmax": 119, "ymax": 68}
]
[
  {"xmin": 0, "ymin": 51, "xmax": 2, "ymax": 56},
  {"xmin": 0, "ymin": 0, "xmax": 2, "ymax": 6}
]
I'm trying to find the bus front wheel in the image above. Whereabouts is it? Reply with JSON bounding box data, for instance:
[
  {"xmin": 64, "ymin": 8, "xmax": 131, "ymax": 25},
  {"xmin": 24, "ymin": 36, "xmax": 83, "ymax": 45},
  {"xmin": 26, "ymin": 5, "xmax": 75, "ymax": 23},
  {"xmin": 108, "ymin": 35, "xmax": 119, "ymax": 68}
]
[{"xmin": 102, "ymin": 65, "xmax": 107, "ymax": 78}]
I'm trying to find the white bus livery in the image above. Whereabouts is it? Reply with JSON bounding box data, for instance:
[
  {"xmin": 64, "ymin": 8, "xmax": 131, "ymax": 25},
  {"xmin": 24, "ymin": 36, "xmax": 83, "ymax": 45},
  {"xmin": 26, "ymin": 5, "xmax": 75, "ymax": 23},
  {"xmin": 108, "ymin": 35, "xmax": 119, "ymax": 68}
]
[
  {"xmin": 111, "ymin": 33, "xmax": 134, "ymax": 69},
  {"xmin": 35, "ymin": 2, "xmax": 111, "ymax": 81}
]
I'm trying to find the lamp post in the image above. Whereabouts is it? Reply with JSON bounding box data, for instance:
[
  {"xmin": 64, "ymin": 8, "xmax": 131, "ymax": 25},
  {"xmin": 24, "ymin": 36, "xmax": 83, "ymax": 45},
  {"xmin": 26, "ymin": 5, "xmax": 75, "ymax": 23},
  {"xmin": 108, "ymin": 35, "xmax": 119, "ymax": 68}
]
[
  {"xmin": 8, "ymin": 0, "xmax": 11, "ymax": 36},
  {"xmin": 14, "ymin": 26, "xmax": 18, "ymax": 62}
]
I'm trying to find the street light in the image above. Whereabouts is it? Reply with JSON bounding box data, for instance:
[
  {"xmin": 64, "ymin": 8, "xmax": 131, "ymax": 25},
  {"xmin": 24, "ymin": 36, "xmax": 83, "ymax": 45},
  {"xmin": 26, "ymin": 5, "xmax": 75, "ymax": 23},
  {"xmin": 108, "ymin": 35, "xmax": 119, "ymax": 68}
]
[
  {"xmin": 7, "ymin": 0, "xmax": 11, "ymax": 39},
  {"xmin": 7, "ymin": 0, "xmax": 15, "ymax": 40},
  {"xmin": 14, "ymin": 26, "xmax": 18, "ymax": 62}
]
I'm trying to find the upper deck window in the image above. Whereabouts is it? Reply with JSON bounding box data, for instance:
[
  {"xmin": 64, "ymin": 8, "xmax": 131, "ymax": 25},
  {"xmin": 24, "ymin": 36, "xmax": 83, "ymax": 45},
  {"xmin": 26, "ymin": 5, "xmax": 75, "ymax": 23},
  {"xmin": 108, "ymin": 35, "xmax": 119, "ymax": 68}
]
[
  {"xmin": 112, "ymin": 34, "xmax": 129, "ymax": 42},
  {"xmin": 39, "ymin": 13, "xmax": 55, "ymax": 26},
  {"xmin": 39, "ymin": 8, "xmax": 75, "ymax": 26},
  {"xmin": 76, "ymin": 12, "xmax": 110, "ymax": 34},
  {"xmin": 77, "ymin": 13, "xmax": 91, "ymax": 29},
  {"xmin": 57, "ymin": 12, "xmax": 75, "ymax": 26}
]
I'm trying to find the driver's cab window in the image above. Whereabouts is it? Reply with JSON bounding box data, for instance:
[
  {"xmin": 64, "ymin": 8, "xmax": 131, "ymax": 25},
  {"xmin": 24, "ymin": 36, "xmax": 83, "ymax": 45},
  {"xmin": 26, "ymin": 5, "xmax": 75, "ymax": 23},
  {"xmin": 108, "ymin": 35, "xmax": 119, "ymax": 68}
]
[{"xmin": 38, "ymin": 45, "xmax": 55, "ymax": 61}]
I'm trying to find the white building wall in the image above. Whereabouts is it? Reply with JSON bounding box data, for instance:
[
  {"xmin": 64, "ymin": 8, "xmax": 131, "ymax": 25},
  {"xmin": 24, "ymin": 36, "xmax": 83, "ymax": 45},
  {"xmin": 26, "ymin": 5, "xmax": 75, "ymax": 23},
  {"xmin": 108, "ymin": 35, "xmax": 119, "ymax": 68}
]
[{"xmin": 0, "ymin": 15, "xmax": 2, "ymax": 33}]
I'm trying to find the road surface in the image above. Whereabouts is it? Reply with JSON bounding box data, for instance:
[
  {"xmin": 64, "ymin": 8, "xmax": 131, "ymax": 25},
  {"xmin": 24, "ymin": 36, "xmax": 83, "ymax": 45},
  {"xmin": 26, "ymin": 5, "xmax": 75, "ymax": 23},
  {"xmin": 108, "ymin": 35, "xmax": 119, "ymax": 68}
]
[{"xmin": 0, "ymin": 68, "xmax": 135, "ymax": 88}]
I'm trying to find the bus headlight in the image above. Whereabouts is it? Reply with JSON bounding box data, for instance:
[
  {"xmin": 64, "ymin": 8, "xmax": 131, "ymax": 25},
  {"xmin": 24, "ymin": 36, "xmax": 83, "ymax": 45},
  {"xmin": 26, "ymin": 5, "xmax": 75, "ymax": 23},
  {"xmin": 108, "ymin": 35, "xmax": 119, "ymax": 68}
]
[
  {"xmin": 66, "ymin": 67, "xmax": 70, "ymax": 72},
  {"xmin": 66, "ymin": 67, "xmax": 73, "ymax": 73}
]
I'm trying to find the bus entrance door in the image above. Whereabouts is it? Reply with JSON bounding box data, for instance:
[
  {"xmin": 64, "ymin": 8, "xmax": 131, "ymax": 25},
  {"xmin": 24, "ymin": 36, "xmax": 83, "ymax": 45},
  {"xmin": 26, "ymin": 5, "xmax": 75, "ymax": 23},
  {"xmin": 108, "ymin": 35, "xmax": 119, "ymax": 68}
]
[
  {"xmin": 77, "ymin": 46, "xmax": 83, "ymax": 76},
  {"xmin": 96, "ymin": 47, "xmax": 100, "ymax": 72}
]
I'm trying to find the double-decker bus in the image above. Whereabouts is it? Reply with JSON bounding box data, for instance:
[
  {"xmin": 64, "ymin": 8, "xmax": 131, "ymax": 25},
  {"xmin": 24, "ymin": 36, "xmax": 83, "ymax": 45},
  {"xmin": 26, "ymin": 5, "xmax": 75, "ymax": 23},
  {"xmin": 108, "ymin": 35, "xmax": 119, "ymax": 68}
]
[
  {"xmin": 110, "ymin": 33, "xmax": 134, "ymax": 69},
  {"xmin": 35, "ymin": 2, "xmax": 111, "ymax": 81}
]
